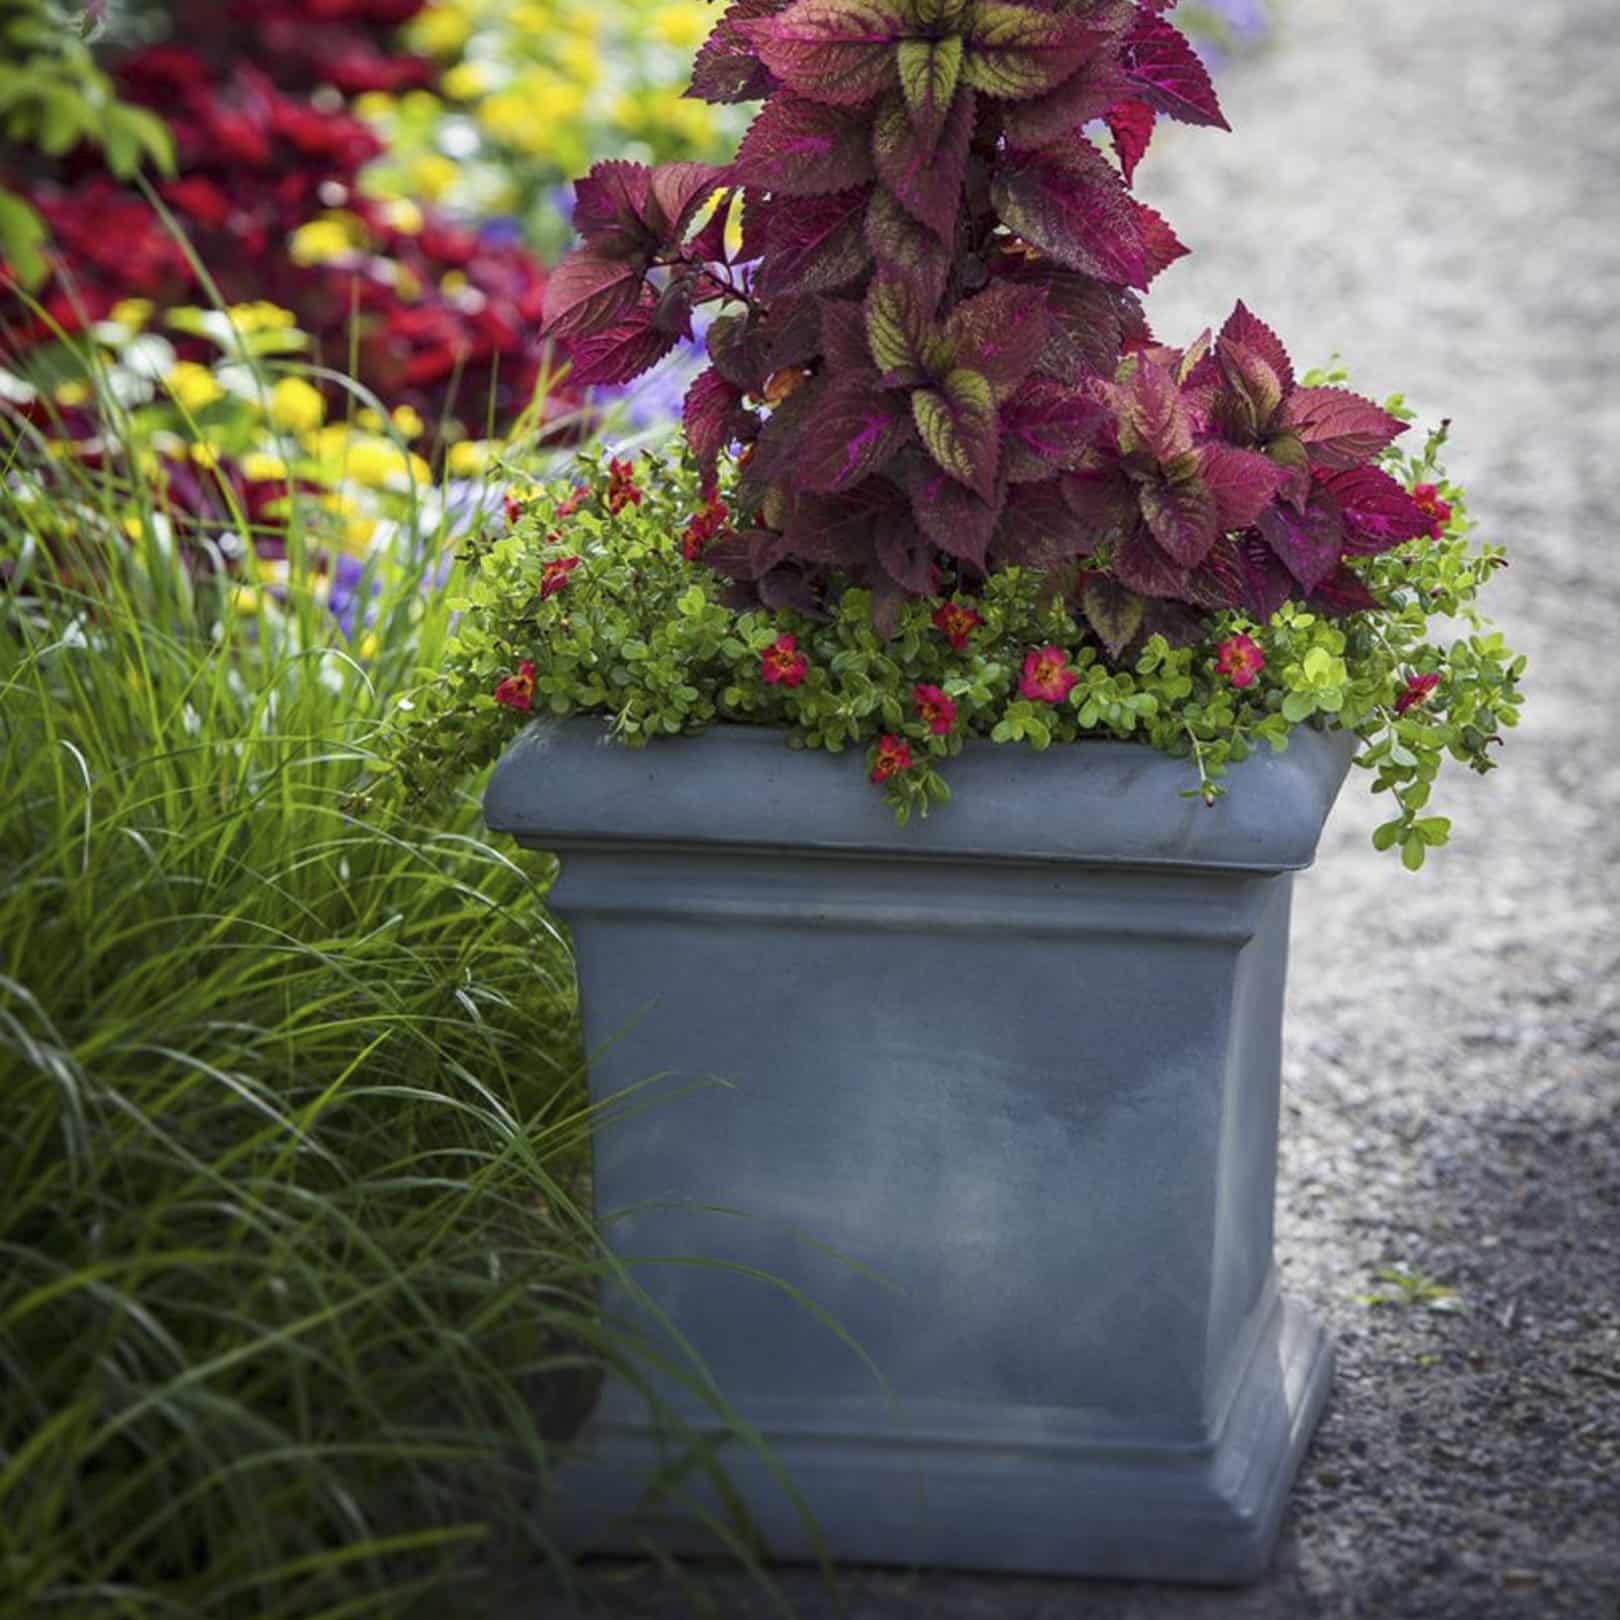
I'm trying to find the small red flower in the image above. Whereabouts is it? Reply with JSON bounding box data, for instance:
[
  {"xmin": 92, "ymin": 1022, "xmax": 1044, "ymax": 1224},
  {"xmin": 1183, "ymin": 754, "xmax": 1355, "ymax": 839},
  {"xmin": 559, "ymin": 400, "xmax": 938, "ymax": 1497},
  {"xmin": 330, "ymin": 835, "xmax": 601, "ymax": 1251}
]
[
  {"xmin": 913, "ymin": 683, "xmax": 958, "ymax": 736},
  {"xmin": 606, "ymin": 457, "xmax": 643, "ymax": 515},
  {"xmin": 539, "ymin": 555, "xmax": 581, "ymax": 599},
  {"xmin": 871, "ymin": 734, "xmax": 914, "ymax": 783},
  {"xmin": 494, "ymin": 660, "xmax": 537, "ymax": 712},
  {"xmin": 932, "ymin": 600, "xmax": 983, "ymax": 650},
  {"xmin": 555, "ymin": 484, "xmax": 589, "ymax": 519},
  {"xmin": 1411, "ymin": 483, "xmax": 1453, "ymax": 540},
  {"xmin": 681, "ymin": 492, "xmax": 730, "ymax": 561},
  {"xmin": 760, "ymin": 634, "xmax": 808, "ymax": 688},
  {"xmin": 1215, "ymin": 634, "xmax": 1265, "ymax": 688},
  {"xmin": 1019, "ymin": 645, "xmax": 1080, "ymax": 704},
  {"xmin": 1395, "ymin": 672, "xmax": 1441, "ymax": 715}
]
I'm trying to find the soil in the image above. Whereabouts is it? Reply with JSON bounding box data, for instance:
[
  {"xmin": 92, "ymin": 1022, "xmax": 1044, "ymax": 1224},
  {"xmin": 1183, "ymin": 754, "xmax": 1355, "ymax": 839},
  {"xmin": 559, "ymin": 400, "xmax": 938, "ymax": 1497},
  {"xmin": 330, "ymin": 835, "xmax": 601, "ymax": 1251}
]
[{"xmin": 511, "ymin": 0, "xmax": 1620, "ymax": 1612}]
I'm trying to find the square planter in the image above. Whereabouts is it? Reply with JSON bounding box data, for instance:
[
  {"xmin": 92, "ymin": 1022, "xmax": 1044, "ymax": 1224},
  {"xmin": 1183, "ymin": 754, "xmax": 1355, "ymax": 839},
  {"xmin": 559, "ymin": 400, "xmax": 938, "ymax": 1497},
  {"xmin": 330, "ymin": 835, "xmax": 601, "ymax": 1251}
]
[{"xmin": 484, "ymin": 719, "xmax": 1355, "ymax": 1582}]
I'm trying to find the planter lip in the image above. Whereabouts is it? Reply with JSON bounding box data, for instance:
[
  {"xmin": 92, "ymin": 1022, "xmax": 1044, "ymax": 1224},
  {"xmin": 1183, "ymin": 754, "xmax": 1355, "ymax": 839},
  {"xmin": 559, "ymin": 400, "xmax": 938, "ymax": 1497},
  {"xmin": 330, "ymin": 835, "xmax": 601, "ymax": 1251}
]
[{"xmin": 484, "ymin": 718, "xmax": 1357, "ymax": 875}]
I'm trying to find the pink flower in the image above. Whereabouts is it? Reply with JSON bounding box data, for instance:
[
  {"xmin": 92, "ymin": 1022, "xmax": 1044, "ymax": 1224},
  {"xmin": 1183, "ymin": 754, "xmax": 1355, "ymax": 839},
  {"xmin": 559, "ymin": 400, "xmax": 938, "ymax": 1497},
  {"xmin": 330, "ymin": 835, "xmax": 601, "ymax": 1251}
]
[
  {"xmin": 1215, "ymin": 634, "xmax": 1265, "ymax": 688},
  {"xmin": 1019, "ymin": 645, "xmax": 1080, "ymax": 704},
  {"xmin": 494, "ymin": 660, "xmax": 537, "ymax": 712},
  {"xmin": 913, "ymin": 683, "xmax": 957, "ymax": 736},
  {"xmin": 870, "ymin": 734, "xmax": 913, "ymax": 783},
  {"xmin": 1395, "ymin": 672, "xmax": 1441, "ymax": 715},
  {"xmin": 1411, "ymin": 483, "xmax": 1453, "ymax": 541},
  {"xmin": 539, "ymin": 555, "xmax": 581, "ymax": 600},
  {"xmin": 932, "ymin": 600, "xmax": 983, "ymax": 650},
  {"xmin": 761, "ymin": 634, "xmax": 808, "ymax": 688}
]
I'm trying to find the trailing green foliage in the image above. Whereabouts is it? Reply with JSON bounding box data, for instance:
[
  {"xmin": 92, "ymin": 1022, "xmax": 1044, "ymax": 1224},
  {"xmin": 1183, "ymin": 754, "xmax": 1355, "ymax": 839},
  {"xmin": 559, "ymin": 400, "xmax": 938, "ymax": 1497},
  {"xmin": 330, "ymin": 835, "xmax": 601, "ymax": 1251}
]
[{"xmin": 376, "ymin": 420, "xmax": 1523, "ymax": 864}]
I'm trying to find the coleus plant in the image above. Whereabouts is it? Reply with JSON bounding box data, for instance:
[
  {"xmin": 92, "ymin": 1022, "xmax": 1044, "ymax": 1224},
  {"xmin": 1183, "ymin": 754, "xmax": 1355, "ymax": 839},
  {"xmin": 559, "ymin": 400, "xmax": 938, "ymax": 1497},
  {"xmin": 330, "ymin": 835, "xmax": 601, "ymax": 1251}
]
[{"xmin": 541, "ymin": 0, "xmax": 1434, "ymax": 656}]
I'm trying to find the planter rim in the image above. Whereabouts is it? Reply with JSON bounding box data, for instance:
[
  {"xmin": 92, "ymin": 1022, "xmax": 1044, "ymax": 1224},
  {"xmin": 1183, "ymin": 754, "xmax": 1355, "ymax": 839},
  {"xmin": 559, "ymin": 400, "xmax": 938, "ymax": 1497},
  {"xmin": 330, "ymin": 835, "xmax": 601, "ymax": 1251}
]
[{"xmin": 484, "ymin": 719, "xmax": 1356, "ymax": 874}]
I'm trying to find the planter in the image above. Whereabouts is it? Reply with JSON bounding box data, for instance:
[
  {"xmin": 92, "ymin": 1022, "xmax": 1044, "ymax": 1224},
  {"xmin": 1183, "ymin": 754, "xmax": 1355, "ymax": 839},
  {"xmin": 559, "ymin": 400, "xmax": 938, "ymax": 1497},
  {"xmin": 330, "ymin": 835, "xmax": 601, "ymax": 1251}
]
[{"xmin": 484, "ymin": 719, "xmax": 1356, "ymax": 1582}]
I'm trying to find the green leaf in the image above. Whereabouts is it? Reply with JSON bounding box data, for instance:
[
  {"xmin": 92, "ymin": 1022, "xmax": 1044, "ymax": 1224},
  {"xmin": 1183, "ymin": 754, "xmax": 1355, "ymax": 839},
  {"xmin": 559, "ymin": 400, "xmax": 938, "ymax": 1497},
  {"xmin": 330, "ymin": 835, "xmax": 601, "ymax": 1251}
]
[
  {"xmin": 0, "ymin": 189, "xmax": 47, "ymax": 289},
  {"xmin": 896, "ymin": 36, "xmax": 963, "ymax": 145},
  {"xmin": 911, "ymin": 367, "xmax": 996, "ymax": 498},
  {"xmin": 1372, "ymin": 818, "xmax": 1402, "ymax": 852},
  {"xmin": 1281, "ymin": 691, "xmax": 1315, "ymax": 724},
  {"xmin": 1401, "ymin": 833, "xmax": 1427, "ymax": 871}
]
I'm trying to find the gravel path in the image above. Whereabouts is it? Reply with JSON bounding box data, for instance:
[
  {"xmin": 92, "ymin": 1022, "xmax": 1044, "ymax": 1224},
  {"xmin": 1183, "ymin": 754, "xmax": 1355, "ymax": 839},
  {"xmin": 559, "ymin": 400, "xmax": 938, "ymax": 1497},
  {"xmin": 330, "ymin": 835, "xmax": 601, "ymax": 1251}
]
[{"xmin": 526, "ymin": 1, "xmax": 1620, "ymax": 1612}]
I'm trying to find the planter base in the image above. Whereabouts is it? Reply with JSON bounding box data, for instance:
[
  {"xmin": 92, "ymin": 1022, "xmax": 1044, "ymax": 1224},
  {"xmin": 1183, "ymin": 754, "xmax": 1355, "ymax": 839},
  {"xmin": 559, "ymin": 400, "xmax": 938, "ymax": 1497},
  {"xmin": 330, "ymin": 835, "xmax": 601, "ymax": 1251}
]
[{"xmin": 544, "ymin": 1288, "xmax": 1331, "ymax": 1583}]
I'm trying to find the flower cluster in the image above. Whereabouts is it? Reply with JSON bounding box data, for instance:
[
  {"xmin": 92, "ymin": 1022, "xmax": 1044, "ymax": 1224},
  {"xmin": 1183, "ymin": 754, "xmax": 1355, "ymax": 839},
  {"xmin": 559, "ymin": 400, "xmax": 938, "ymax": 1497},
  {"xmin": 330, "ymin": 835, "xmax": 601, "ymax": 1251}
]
[
  {"xmin": 379, "ymin": 440, "xmax": 1523, "ymax": 867},
  {"xmin": 1, "ymin": 0, "xmax": 582, "ymax": 446},
  {"xmin": 540, "ymin": 0, "xmax": 1436, "ymax": 660}
]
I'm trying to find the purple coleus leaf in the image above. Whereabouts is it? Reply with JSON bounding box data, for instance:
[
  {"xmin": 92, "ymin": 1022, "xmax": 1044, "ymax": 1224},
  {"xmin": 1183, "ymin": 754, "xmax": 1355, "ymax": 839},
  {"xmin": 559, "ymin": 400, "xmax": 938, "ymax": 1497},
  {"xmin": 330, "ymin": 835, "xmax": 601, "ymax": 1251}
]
[
  {"xmin": 568, "ymin": 295, "xmax": 680, "ymax": 387},
  {"xmin": 1102, "ymin": 356, "xmax": 1194, "ymax": 462},
  {"xmin": 797, "ymin": 371, "xmax": 913, "ymax": 490},
  {"xmin": 571, "ymin": 161, "xmax": 658, "ymax": 261},
  {"xmin": 689, "ymin": 0, "xmax": 790, "ymax": 103},
  {"xmin": 1235, "ymin": 531, "xmax": 1296, "ymax": 622},
  {"xmin": 1255, "ymin": 489, "xmax": 1345, "ymax": 592},
  {"xmin": 1134, "ymin": 200, "xmax": 1188, "ymax": 285},
  {"xmin": 906, "ymin": 455, "xmax": 1003, "ymax": 568},
  {"xmin": 646, "ymin": 162, "xmax": 731, "ymax": 239},
  {"xmin": 945, "ymin": 283, "xmax": 1048, "ymax": 398},
  {"xmin": 684, "ymin": 366, "xmax": 746, "ymax": 486},
  {"xmin": 754, "ymin": 185, "xmax": 873, "ymax": 296},
  {"xmin": 1121, "ymin": 9, "xmax": 1227, "ymax": 129},
  {"xmin": 1010, "ymin": 265, "xmax": 1143, "ymax": 381},
  {"xmin": 1200, "ymin": 443, "xmax": 1288, "ymax": 530},
  {"xmin": 865, "ymin": 186, "xmax": 953, "ymax": 312},
  {"xmin": 1280, "ymin": 388, "xmax": 1409, "ymax": 469},
  {"xmin": 1105, "ymin": 98, "xmax": 1156, "ymax": 184},
  {"xmin": 992, "ymin": 139, "xmax": 1148, "ymax": 289},
  {"xmin": 744, "ymin": 0, "xmax": 905, "ymax": 105},
  {"xmin": 1112, "ymin": 524, "xmax": 1190, "ymax": 598},
  {"xmin": 912, "ymin": 366, "xmax": 999, "ymax": 499},
  {"xmin": 1219, "ymin": 300, "xmax": 1294, "ymax": 394},
  {"xmin": 1082, "ymin": 573, "xmax": 1144, "ymax": 658},
  {"xmin": 999, "ymin": 376, "xmax": 1105, "ymax": 479},
  {"xmin": 1140, "ymin": 473, "xmax": 1220, "ymax": 567},
  {"xmin": 994, "ymin": 476, "xmax": 1095, "ymax": 569},
  {"xmin": 961, "ymin": 4, "xmax": 1109, "ymax": 102},
  {"xmin": 1317, "ymin": 465, "xmax": 1433, "ymax": 553},
  {"xmin": 864, "ymin": 277, "xmax": 935, "ymax": 384},
  {"xmin": 540, "ymin": 254, "xmax": 643, "ymax": 340},
  {"xmin": 1308, "ymin": 564, "xmax": 1382, "ymax": 617},
  {"xmin": 734, "ymin": 95, "xmax": 878, "ymax": 193},
  {"xmin": 874, "ymin": 85, "xmax": 975, "ymax": 239},
  {"xmin": 706, "ymin": 310, "xmax": 774, "ymax": 393}
]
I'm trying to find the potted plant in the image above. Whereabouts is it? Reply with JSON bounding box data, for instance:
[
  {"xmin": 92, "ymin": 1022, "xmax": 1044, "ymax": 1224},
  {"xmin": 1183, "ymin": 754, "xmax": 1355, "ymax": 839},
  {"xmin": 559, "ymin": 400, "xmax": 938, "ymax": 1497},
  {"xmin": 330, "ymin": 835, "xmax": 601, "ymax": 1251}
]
[{"xmin": 380, "ymin": 0, "xmax": 1523, "ymax": 1582}]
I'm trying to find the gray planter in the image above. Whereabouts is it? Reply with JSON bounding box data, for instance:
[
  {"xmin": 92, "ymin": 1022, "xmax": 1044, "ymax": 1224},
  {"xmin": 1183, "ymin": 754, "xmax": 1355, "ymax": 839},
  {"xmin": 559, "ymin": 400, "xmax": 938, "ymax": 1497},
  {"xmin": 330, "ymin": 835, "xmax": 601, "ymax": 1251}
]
[{"xmin": 484, "ymin": 719, "xmax": 1356, "ymax": 1582}]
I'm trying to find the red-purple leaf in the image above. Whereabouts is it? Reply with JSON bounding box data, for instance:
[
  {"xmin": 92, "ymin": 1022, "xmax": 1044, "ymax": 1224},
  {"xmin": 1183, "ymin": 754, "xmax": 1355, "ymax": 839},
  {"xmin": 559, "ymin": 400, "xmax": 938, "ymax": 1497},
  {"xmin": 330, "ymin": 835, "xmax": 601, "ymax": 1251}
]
[
  {"xmin": 1122, "ymin": 12, "xmax": 1227, "ymax": 128},
  {"xmin": 961, "ymin": 4, "xmax": 1107, "ymax": 102},
  {"xmin": 999, "ymin": 376, "xmax": 1105, "ymax": 478},
  {"xmin": 1215, "ymin": 336, "xmax": 1286, "ymax": 437},
  {"xmin": 994, "ymin": 476, "xmax": 1094, "ymax": 568},
  {"xmin": 865, "ymin": 277, "xmax": 933, "ymax": 383},
  {"xmin": 1199, "ymin": 443, "xmax": 1287, "ymax": 530},
  {"xmin": 1281, "ymin": 387, "xmax": 1409, "ymax": 468},
  {"xmin": 540, "ymin": 254, "xmax": 643, "ymax": 340},
  {"xmin": 877, "ymin": 528, "xmax": 939, "ymax": 593},
  {"xmin": 1112, "ymin": 524, "xmax": 1191, "ymax": 598},
  {"xmin": 907, "ymin": 457, "xmax": 1001, "ymax": 568},
  {"xmin": 1013, "ymin": 267, "xmax": 1135, "ymax": 381},
  {"xmin": 1082, "ymin": 574, "xmax": 1143, "ymax": 658},
  {"xmin": 996, "ymin": 49, "xmax": 1126, "ymax": 148},
  {"xmin": 865, "ymin": 186, "xmax": 953, "ymax": 311},
  {"xmin": 1317, "ymin": 465, "xmax": 1433, "ymax": 553},
  {"xmin": 754, "ymin": 185, "xmax": 873, "ymax": 297},
  {"xmin": 686, "ymin": 189, "xmax": 737, "ymax": 264},
  {"xmin": 568, "ymin": 300, "xmax": 680, "ymax": 387},
  {"xmin": 1255, "ymin": 489, "xmax": 1345, "ymax": 590},
  {"xmin": 873, "ymin": 85, "xmax": 974, "ymax": 239},
  {"xmin": 646, "ymin": 162, "xmax": 730, "ymax": 239},
  {"xmin": 706, "ymin": 310, "xmax": 774, "ymax": 392},
  {"xmin": 946, "ymin": 283, "xmax": 1048, "ymax": 398},
  {"xmin": 1140, "ymin": 472, "xmax": 1219, "ymax": 566},
  {"xmin": 1134, "ymin": 199, "xmax": 1188, "ymax": 285},
  {"xmin": 912, "ymin": 367, "xmax": 998, "ymax": 499},
  {"xmin": 1062, "ymin": 458, "xmax": 1139, "ymax": 544},
  {"xmin": 798, "ymin": 370, "xmax": 912, "ymax": 490},
  {"xmin": 1235, "ymin": 531, "xmax": 1296, "ymax": 622},
  {"xmin": 1218, "ymin": 300, "xmax": 1294, "ymax": 395},
  {"xmin": 1105, "ymin": 98, "xmax": 1155, "ymax": 183},
  {"xmin": 992, "ymin": 139, "xmax": 1148, "ymax": 289},
  {"xmin": 746, "ymin": 0, "xmax": 904, "ymax": 106},
  {"xmin": 571, "ymin": 161, "xmax": 656, "ymax": 260},
  {"xmin": 734, "ymin": 95, "xmax": 877, "ymax": 194},
  {"xmin": 688, "ymin": 0, "xmax": 788, "ymax": 103},
  {"xmin": 684, "ymin": 367, "xmax": 745, "ymax": 485},
  {"xmin": 1308, "ymin": 564, "xmax": 1382, "ymax": 616},
  {"xmin": 1106, "ymin": 357, "xmax": 1194, "ymax": 463},
  {"xmin": 817, "ymin": 295, "xmax": 873, "ymax": 371}
]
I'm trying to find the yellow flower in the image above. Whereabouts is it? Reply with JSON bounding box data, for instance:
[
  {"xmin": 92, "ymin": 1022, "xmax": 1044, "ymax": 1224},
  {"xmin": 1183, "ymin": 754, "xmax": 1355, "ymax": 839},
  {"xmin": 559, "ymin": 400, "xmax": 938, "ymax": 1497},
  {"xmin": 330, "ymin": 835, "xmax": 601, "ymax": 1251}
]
[
  {"xmin": 379, "ymin": 197, "xmax": 424, "ymax": 235},
  {"xmin": 343, "ymin": 513, "xmax": 380, "ymax": 553},
  {"xmin": 391, "ymin": 405, "xmax": 427, "ymax": 441},
  {"xmin": 228, "ymin": 301, "xmax": 297, "ymax": 334},
  {"xmin": 190, "ymin": 443, "xmax": 223, "ymax": 470},
  {"xmin": 446, "ymin": 439, "xmax": 496, "ymax": 477},
  {"xmin": 401, "ymin": 89, "xmax": 443, "ymax": 121},
  {"xmin": 357, "ymin": 408, "xmax": 386, "ymax": 433},
  {"xmin": 54, "ymin": 379, "xmax": 91, "ymax": 408},
  {"xmin": 409, "ymin": 152, "xmax": 460, "ymax": 202},
  {"xmin": 289, "ymin": 216, "xmax": 363, "ymax": 266},
  {"xmin": 345, "ymin": 438, "xmax": 409, "ymax": 488},
  {"xmin": 111, "ymin": 298, "xmax": 153, "ymax": 331},
  {"xmin": 558, "ymin": 36, "xmax": 599, "ymax": 87},
  {"xmin": 652, "ymin": 2, "xmax": 709, "ymax": 49},
  {"xmin": 353, "ymin": 91, "xmax": 398, "ymax": 123},
  {"xmin": 357, "ymin": 630, "xmax": 380, "ymax": 661},
  {"xmin": 510, "ymin": 1, "xmax": 554, "ymax": 34},
  {"xmin": 166, "ymin": 361, "xmax": 224, "ymax": 413},
  {"xmin": 442, "ymin": 61, "xmax": 488, "ymax": 101},
  {"xmin": 241, "ymin": 451, "xmax": 288, "ymax": 482},
  {"xmin": 409, "ymin": 3, "xmax": 472, "ymax": 55},
  {"xmin": 269, "ymin": 377, "xmax": 326, "ymax": 435},
  {"xmin": 230, "ymin": 586, "xmax": 263, "ymax": 617}
]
